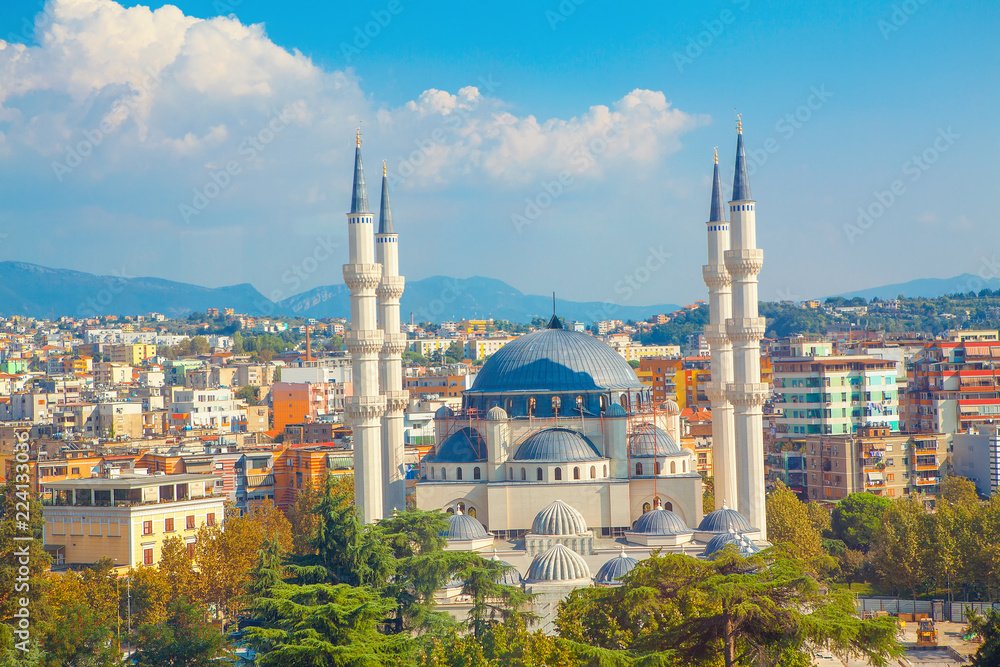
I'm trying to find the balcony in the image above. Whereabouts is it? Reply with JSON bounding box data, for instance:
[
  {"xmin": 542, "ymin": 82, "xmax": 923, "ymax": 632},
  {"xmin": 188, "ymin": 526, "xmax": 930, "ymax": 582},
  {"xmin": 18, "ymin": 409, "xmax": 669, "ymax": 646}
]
[
  {"xmin": 865, "ymin": 479, "xmax": 886, "ymax": 488},
  {"xmin": 914, "ymin": 477, "xmax": 939, "ymax": 486}
]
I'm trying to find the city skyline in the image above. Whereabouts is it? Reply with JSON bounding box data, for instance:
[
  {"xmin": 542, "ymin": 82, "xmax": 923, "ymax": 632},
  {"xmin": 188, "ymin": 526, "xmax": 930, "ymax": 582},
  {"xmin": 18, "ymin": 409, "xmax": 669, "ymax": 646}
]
[{"xmin": 0, "ymin": 0, "xmax": 994, "ymax": 309}]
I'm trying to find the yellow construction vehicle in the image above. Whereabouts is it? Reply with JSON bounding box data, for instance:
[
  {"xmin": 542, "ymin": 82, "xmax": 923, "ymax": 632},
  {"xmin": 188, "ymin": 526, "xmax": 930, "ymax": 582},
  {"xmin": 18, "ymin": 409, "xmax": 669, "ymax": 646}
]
[{"xmin": 916, "ymin": 617, "xmax": 938, "ymax": 648}]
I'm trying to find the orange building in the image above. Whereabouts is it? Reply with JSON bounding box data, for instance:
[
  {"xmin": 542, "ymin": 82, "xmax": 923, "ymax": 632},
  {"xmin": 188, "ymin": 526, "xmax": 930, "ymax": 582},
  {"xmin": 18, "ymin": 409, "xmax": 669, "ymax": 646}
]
[
  {"xmin": 273, "ymin": 443, "xmax": 344, "ymax": 510},
  {"xmin": 271, "ymin": 382, "xmax": 340, "ymax": 431}
]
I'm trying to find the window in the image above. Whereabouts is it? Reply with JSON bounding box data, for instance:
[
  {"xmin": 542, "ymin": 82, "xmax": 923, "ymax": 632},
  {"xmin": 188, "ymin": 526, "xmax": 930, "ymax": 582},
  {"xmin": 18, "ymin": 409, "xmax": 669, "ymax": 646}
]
[
  {"xmin": 165, "ymin": 518, "xmax": 174, "ymax": 532},
  {"xmin": 536, "ymin": 468, "xmax": 543, "ymax": 481},
  {"xmin": 71, "ymin": 467, "xmax": 80, "ymax": 475},
  {"xmin": 521, "ymin": 468, "xmax": 527, "ymax": 481},
  {"xmin": 573, "ymin": 467, "xmax": 580, "ymax": 480},
  {"xmin": 467, "ymin": 507, "xmax": 476, "ymax": 518},
  {"xmin": 655, "ymin": 461, "xmax": 661, "ymax": 474},
  {"xmin": 590, "ymin": 466, "xmax": 596, "ymax": 479},
  {"xmin": 887, "ymin": 473, "xmax": 895, "ymax": 482},
  {"xmin": 603, "ymin": 465, "xmax": 607, "ymax": 476},
  {"xmin": 670, "ymin": 461, "xmax": 676, "ymax": 474},
  {"xmin": 186, "ymin": 515, "xmax": 195, "ymax": 530},
  {"xmin": 142, "ymin": 520, "xmax": 153, "ymax": 536},
  {"xmin": 441, "ymin": 468, "xmax": 446, "ymax": 480},
  {"xmin": 186, "ymin": 541, "xmax": 195, "ymax": 558},
  {"xmin": 636, "ymin": 462, "xmax": 643, "ymax": 476},
  {"xmin": 207, "ymin": 513, "xmax": 216, "ymax": 527},
  {"xmin": 554, "ymin": 467, "xmax": 562, "ymax": 481},
  {"xmin": 508, "ymin": 467, "xmax": 513, "ymax": 480},
  {"xmin": 430, "ymin": 467, "xmax": 435, "ymax": 479},
  {"xmin": 456, "ymin": 467, "xmax": 463, "ymax": 481},
  {"xmin": 642, "ymin": 502, "xmax": 651, "ymax": 513},
  {"xmin": 143, "ymin": 547, "xmax": 153, "ymax": 566},
  {"xmin": 473, "ymin": 467, "xmax": 481, "ymax": 480},
  {"xmin": 683, "ymin": 460, "xmax": 687, "ymax": 472}
]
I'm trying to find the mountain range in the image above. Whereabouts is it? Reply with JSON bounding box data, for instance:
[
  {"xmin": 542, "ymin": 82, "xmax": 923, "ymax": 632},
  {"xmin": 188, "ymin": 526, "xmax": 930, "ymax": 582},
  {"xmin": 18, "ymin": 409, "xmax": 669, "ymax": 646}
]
[
  {"xmin": 831, "ymin": 273, "xmax": 1000, "ymax": 301},
  {"xmin": 0, "ymin": 262, "xmax": 681, "ymax": 323}
]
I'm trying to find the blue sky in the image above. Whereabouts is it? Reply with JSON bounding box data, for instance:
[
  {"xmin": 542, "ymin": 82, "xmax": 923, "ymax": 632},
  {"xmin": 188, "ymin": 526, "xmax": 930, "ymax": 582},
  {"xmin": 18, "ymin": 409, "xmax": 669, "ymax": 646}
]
[{"xmin": 0, "ymin": 0, "xmax": 996, "ymax": 311}]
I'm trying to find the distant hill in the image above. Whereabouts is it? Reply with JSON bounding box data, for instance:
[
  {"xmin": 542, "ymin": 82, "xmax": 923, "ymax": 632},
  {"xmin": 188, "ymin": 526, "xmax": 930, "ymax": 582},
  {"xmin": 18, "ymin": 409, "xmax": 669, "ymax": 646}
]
[
  {"xmin": 0, "ymin": 262, "xmax": 270, "ymax": 319},
  {"xmin": 0, "ymin": 263, "xmax": 681, "ymax": 323},
  {"xmin": 832, "ymin": 273, "xmax": 1000, "ymax": 301},
  {"xmin": 281, "ymin": 275, "xmax": 682, "ymax": 323}
]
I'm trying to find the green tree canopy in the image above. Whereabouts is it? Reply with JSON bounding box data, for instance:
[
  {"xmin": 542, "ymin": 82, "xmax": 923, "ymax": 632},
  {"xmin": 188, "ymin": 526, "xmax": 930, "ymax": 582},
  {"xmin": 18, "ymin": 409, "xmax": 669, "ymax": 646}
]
[{"xmin": 830, "ymin": 492, "xmax": 891, "ymax": 551}]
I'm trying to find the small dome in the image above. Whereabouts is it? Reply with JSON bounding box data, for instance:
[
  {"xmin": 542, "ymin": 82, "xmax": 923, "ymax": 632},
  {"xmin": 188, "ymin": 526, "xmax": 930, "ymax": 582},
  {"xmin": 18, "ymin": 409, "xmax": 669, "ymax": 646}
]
[
  {"xmin": 513, "ymin": 428, "xmax": 603, "ymax": 462},
  {"xmin": 594, "ymin": 549, "xmax": 639, "ymax": 585},
  {"xmin": 606, "ymin": 403, "xmax": 627, "ymax": 417},
  {"xmin": 661, "ymin": 400, "xmax": 680, "ymax": 415},
  {"xmin": 631, "ymin": 507, "xmax": 690, "ymax": 536},
  {"xmin": 434, "ymin": 406, "xmax": 455, "ymax": 419},
  {"xmin": 486, "ymin": 406, "xmax": 508, "ymax": 421},
  {"xmin": 697, "ymin": 502, "xmax": 754, "ymax": 533},
  {"xmin": 702, "ymin": 530, "xmax": 762, "ymax": 558},
  {"xmin": 629, "ymin": 423, "xmax": 682, "ymax": 457},
  {"xmin": 526, "ymin": 543, "xmax": 591, "ymax": 582},
  {"xmin": 427, "ymin": 427, "xmax": 486, "ymax": 462},
  {"xmin": 442, "ymin": 509, "xmax": 489, "ymax": 540},
  {"xmin": 531, "ymin": 500, "xmax": 588, "ymax": 536},
  {"xmin": 489, "ymin": 551, "xmax": 523, "ymax": 587}
]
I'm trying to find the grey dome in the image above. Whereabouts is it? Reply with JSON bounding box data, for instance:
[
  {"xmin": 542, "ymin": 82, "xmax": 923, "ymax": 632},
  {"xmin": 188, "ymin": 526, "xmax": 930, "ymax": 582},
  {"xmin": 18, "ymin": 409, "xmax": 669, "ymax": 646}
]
[
  {"xmin": 514, "ymin": 428, "xmax": 602, "ymax": 462},
  {"xmin": 434, "ymin": 405, "xmax": 455, "ymax": 419},
  {"xmin": 594, "ymin": 549, "xmax": 639, "ymax": 585},
  {"xmin": 703, "ymin": 530, "xmax": 762, "ymax": 558},
  {"xmin": 629, "ymin": 423, "xmax": 682, "ymax": 457},
  {"xmin": 605, "ymin": 403, "xmax": 627, "ymax": 417},
  {"xmin": 467, "ymin": 328, "xmax": 645, "ymax": 394},
  {"xmin": 426, "ymin": 427, "xmax": 486, "ymax": 462},
  {"xmin": 486, "ymin": 406, "xmax": 508, "ymax": 421},
  {"xmin": 442, "ymin": 511, "xmax": 489, "ymax": 540},
  {"xmin": 531, "ymin": 500, "xmax": 588, "ymax": 535},
  {"xmin": 697, "ymin": 502, "xmax": 754, "ymax": 533},
  {"xmin": 631, "ymin": 508, "xmax": 691, "ymax": 536},
  {"xmin": 489, "ymin": 552, "xmax": 523, "ymax": 587},
  {"xmin": 527, "ymin": 543, "xmax": 591, "ymax": 582}
]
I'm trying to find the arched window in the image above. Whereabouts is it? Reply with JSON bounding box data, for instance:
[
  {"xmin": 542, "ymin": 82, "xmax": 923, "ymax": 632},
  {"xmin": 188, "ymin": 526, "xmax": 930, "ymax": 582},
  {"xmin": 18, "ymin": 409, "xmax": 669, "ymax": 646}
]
[
  {"xmin": 555, "ymin": 467, "xmax": 562, "ymax": 481},
  {"xmin": 620, "ymin": 394, "xmax": 629, "ymax": 411},
  {"xmin": 446, "ymin": 507, "xmax": 454, "ymax": 514},
  {"xmin": 505, "ymin": 399, "xmax": 513, "ymax": 413},
  {"xmin": 670, "ymin": 461, "xmax": 676, "ymax": 474},
  {"xmin": 521, "ymin": 467, "xmax": 527, "ymax": 481},
  {"xmin": 576, "ymin": 396, "xmax": 584, "ymax": 412},
  {"xmin": 551, "ymin": 396, "xmax": 561, "ymax": 415},
  {"xmin": 665, "ymin": 501, "xmax": 673, "ymax": 511},
  {"xmin": 508, "ymin": 467, "xmax": 513, "ymax": 480},
  {"xmin": 473, "ymin": 467, "xmax": 481, "ymax": 480},
  {"xmin": 590, "ymin": 466, "xmax": 596, "ymax": 479},
  {"xmin": 573, "ymin": 466, "xmax": 580, "ymax": 480},
  {"xmin": 536, "ymin": 467, "xmax": 543, "ymax": 481},
  {"xmin": 655, "ymin": 461, "xmax": 661, "ymax": 474},
  {"xmin": 456, "ymin": 467, "xmax": 463, "ymax": 481},
  {"xmin": 683, "ymin": 460, "xmax": 687, "ymax": 472},
  {"xmin": 600, "ymin": 395, "xmax": 607, "ymax": 412},
  {"xmin": 603, "ymin": 465, "xmax": 607, "ymax": 477},
  {"xmin": 441, "ymin": 468, "xmax": 446, "ymax": 480},
  {"xmin": 528, "ymin": 397, "xmax": 536, "ymax": 416},
  {"xmin": 457, "ymin": 502, "xmax": 465, "ymax": 512},
  {"xmin": 642, "ymin": 502, "xmax": 651, "ymax": 513},
  {"xmin": 636, "ymin": 462, "xmax": 643, "ymax": 476},
  {"xmin": 468, "ymin": 507, "xmax": 476, "ymax": 518},
  {"xmin": 430, "ymin": 467, "xmax": 435, "ymax": 479}
]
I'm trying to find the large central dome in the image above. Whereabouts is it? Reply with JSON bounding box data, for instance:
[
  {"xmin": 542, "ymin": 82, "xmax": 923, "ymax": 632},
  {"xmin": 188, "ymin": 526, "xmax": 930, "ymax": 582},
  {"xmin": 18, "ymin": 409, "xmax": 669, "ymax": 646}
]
[{"xmin": 468, "ymin": 327, "xmax": 644, "ymax": 394}]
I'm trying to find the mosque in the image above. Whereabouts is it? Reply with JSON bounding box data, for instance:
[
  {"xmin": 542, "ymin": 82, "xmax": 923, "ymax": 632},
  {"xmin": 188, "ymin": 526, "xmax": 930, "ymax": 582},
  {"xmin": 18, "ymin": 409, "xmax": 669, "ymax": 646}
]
[{"xmin": 342, "ymin": 119, "xmax": 767, "ymax": 623}]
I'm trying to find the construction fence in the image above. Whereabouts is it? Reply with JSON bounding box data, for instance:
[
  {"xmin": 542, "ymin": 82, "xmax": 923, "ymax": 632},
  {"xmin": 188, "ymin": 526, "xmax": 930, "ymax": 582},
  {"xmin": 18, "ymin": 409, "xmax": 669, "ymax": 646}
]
[{"xmin": 855, "ymin": 596, "xmax": 1000, "ymax": 624}]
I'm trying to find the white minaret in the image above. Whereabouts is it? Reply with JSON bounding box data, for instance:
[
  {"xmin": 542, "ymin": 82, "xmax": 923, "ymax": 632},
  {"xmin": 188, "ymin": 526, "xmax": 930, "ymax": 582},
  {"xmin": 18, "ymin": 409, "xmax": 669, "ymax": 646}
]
[
  {"xmin": 375, "ymin": 161, "xmax": 408, "ymax": 514},
  {"xmin": 724, "ymin": 117, "xmax": 767, "ymax": 539},
  {"xmin": 344, "ymin": 131, "xmax": 386, "ymax": 523},
  {"xmin": 702, "ymin": 148, "xmax": 738, "ymax": 511}
]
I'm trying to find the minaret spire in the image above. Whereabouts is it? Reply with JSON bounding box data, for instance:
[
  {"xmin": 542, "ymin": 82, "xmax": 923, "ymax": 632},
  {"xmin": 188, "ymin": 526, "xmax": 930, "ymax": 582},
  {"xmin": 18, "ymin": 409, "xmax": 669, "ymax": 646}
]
[
  {"xmin": 710, "ymin": 148, "xmax": 726, "ymax": 223},
  {"xmin": 378, "ymin": 161, "xmax": 394, "ymax": 234},
  {"xmin": 732, "ymin": 114, "xmax": 751, "ymax": 201},
  {"xmin": 351, "ymin": 128, "xmax": 370, "ymax": 214}
]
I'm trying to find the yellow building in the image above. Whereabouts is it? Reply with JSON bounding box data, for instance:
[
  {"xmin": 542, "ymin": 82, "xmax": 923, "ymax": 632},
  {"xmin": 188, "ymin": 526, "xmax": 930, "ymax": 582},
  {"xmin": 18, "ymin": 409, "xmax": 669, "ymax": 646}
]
[
  {"xmin": 41, "ymin": 473, "xmax": 224, "ymax": 569},
  {"xmin": 109, "ymin": 343, "xmax": 158, "ymax": 366}
]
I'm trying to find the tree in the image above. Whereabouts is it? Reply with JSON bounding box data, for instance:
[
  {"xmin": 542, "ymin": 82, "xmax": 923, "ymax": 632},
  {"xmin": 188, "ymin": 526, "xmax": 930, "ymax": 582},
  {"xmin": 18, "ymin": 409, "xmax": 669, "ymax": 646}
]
[
  {"xmin": 459, "ymin": 560, "xmax": 536, "ymax": 639},
  {"xmin": 133, "ymin": 599, "xmax": 229, "ymax": 667},
  {"xmin": 627, "ymin": 359, "xmax": 640, "ymax": 369},
  {"xmin": 701, "ymin": 475, "xmax": 715, "ymax": 513},
  {"xmin": 194, "ymin": 507, "xmax": 274, "ymax": 622},
  {"xmin": 968, "ymin": 607, "xmax": 1000, "ymax": 667},
  {"xmin": 37, "ymin": 561, "xmax": 122, "ymax": 667},
  {"xmin": 325, "ymin": 335, "xmax": 344, "ymax": 352},
  {"xmin": 556, "ymin": 547, "xmax": 903, "ymax": 667},
  {"xmin": 765, "ymin": 480, "xmax": 824, "ymax": 563},
  {"xmin": 940, "ymin": 476, "xmax": 980, "ymax": 509},
  {"xmin": 416, "ymin": 621, "xmax": 573, "ymax": 667},
  {"xmin": 830, "ymin": 492, "xmax": 891, "ymax": 551},
  {"xmin": 871, "ymin": 497, "xmax": 925, "ymax": 603},
  {"xmin": 190, "ymin": 336, "xmax": 210, "ymax": 355},
  {"xmin": 235, "ymin": 385, "xmax": 259, "ymax": 406},
  {"xmin": 126, "ymin": 565, "xmax": 170, "ymax": 627},
  {"xmin": 158, "ymin": 536, "xmax": 198, "ymax": 602}
]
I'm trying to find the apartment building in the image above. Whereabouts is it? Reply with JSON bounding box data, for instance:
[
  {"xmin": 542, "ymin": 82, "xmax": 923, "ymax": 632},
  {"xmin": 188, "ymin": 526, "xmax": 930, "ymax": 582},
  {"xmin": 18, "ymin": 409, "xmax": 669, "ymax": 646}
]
[
  {"xmin": 773, "ymin": 355, "xmax": 899, "ymax": 438},
  {"xmin": 405, "ymin": 374, "xmax": 474, "ymax": 400},
  {"xmin": 169, "ymin": 388, "xmax": 243, "ymax": 431},
  {"xmin": 41, "ymin": 473, "xmax": 224, "ymax": 568},
  {"xmin": 638, "ymin": 358, "xmax": 683, "ymax": 404},
  {"xmin": 907, "ymin": 340, "xmax": 1000, "ymax": 434},
  {"xmin": 109, "ymin": 343, "xmax": 157, "ymax": 366},
  {"xmin": 465, "ymin": 337, "xmax": 517, "ymax": 361},
  {"xmin": 271, "ymin": 382, "xmax": 345, "ymax": 431},
  {"xmin": 797, "ymin": 425, "xmax": 947, "ymax": 504}
]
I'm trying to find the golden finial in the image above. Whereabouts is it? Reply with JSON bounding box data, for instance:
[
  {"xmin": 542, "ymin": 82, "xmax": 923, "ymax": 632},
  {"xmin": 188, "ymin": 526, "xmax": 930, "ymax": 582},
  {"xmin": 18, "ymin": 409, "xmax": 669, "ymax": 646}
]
[
  {"xmin": 356, "ymin": 126, "xmax": 361, "ymax": 147},
  {"xmin": 382, "ymin": 160, "xmax": 387, "ymax": 177},
  {"xmin": 714, "ymin": 146, "xmax": 718, "ymax": 164},
  {"xmin": 736, "ymin": 111, "xmax": 742, "ymax": 134}
]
